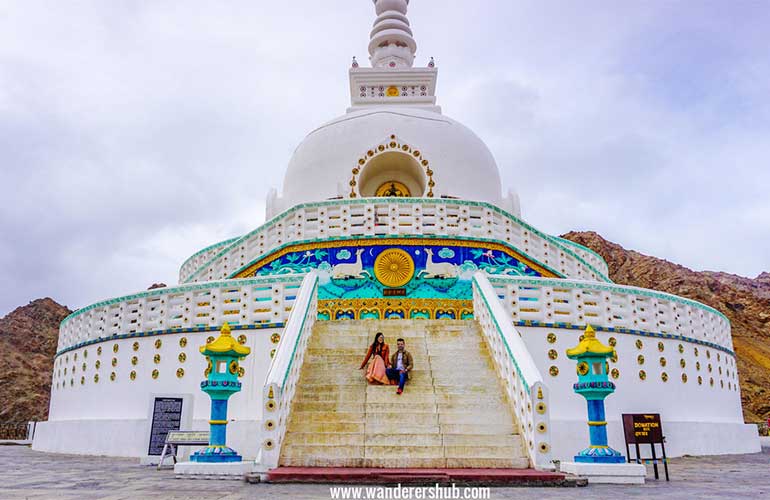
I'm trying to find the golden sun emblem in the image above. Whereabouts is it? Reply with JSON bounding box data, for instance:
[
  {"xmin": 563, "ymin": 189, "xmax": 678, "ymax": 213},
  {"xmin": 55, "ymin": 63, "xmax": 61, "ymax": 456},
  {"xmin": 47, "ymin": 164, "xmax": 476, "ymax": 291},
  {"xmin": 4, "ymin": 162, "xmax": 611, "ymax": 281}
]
[
  {"xmin": 375, "ymin": 180, "xmax": 410, "ymax": 197},
  {"xmin": 374, "ymin": 248, "xmax": 415, "ymax": 288}
]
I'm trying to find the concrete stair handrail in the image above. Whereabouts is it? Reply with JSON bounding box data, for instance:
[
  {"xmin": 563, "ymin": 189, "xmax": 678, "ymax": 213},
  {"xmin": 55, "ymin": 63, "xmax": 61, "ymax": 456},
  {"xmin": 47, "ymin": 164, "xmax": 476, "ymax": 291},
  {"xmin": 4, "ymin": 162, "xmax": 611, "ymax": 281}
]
[
  {"xmin": 472, "ymin": 272, "xmax": 553, "ymax": 470},
  {"xmin": 260, "ymin": 271, "xmax": 319, "ymax": 469}
]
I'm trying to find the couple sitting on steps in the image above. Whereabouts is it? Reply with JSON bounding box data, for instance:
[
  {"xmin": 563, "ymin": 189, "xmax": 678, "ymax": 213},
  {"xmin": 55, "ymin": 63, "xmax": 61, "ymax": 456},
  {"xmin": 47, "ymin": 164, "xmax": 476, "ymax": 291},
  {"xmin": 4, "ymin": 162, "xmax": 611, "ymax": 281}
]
[{"xmin": 359, "ymin": 332, "xmax": 413, "ymax": 395}]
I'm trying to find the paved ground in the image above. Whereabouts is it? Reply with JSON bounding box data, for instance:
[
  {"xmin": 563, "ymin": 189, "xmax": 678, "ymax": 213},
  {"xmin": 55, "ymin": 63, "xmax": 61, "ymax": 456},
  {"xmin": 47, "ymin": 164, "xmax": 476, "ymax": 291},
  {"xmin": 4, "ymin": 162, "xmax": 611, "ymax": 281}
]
[{"xmin": 1, "ymin": 445, "xmax": 767, "ymax": 499}]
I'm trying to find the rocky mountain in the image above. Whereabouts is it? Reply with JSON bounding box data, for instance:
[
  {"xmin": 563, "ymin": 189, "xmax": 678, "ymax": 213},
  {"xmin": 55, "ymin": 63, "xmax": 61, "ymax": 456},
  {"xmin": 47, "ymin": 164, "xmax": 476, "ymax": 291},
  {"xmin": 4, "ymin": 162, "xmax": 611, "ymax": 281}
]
[
  {"xmin": 561, "ymin": 231, "xmax": 770, "ymax": 423},
  {"xmin": 0, "ymin": 298, "xmax": 72, "ymax": 423}
]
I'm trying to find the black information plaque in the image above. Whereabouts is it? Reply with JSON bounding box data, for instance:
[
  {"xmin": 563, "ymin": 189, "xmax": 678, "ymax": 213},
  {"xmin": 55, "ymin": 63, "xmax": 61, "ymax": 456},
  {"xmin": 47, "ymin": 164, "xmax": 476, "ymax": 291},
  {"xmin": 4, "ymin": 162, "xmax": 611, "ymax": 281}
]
[{"xmin": 147, "ymin": 397, "xmax": 183, "ymax": 455}]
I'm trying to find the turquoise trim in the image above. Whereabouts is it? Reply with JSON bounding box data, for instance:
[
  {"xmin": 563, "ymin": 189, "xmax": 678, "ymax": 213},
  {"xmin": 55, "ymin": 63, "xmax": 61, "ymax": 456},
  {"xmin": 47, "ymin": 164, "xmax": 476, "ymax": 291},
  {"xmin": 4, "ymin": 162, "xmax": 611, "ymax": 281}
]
[
  {"xmin": 60, "ymin": 276, "xmax": 304, "ymax": 326},
  {"xmin": 512, "ymin": 320, "xmax": 735, "ymax": 358},
  {"xmin": 54, "ymin": 322, "xmax": 285, "ymax": 358},
  {"xmin": 472, "ymin": 276, "xmax": 531, "ymax": 392},
  {"xmin": 553, "ymin": 237, "xmax": 608, "ymax": 270},
  {"xmin": 488, "ymin": 276, "xmax": 730, "ymax": 324},
  {"xmin": 228, "ymin": 234, "xmax": 564, "ymax": 281},
  {"xmin": 182, "ymin": 198, "xmax": 612, "ymax": 284},
  {"xmin": 281, "ymin": 278, "xmax": 319, "ymax": 392},
  {"xmin": 179, "ymin": 237, "xmax": 240, "ymax": 276}
]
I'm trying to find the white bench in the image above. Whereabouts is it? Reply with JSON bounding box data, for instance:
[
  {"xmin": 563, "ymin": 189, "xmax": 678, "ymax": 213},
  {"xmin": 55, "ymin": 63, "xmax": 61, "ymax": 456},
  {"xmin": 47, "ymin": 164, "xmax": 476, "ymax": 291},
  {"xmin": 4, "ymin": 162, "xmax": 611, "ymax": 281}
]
[{"xmin": 157, "ymin": 430, "xmax": 209, "ymax": 469}]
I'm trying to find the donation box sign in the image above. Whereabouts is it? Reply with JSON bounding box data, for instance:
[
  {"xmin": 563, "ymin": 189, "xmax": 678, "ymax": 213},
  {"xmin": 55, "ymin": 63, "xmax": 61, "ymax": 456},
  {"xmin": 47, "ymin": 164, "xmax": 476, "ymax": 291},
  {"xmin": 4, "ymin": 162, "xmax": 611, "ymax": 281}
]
[{"xmin": 622, "ymin": 413, "xmax": 664, "ymax": 444}]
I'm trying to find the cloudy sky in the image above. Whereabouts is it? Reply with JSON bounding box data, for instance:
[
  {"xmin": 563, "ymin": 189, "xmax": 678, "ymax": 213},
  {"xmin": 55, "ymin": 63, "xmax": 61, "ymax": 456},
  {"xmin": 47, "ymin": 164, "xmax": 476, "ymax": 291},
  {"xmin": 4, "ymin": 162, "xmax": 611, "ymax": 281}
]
[{"xmin": 1, "ymin": 1, "xmax": 768, "ymax": 315}]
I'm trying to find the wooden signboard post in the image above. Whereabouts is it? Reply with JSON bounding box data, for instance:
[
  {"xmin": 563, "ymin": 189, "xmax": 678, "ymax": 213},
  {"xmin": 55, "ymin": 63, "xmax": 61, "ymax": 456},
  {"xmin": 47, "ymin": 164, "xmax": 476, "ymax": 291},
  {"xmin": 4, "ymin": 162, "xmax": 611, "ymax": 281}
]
[{"xmin": 622, "ymin": 413, "xmax": 669, "ymax": 480}]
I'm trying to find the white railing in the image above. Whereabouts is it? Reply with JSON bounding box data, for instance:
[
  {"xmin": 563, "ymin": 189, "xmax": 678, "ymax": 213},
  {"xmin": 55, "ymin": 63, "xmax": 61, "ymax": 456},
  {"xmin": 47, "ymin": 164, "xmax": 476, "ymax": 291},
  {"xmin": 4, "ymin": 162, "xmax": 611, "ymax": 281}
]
[
  {"xmin": 553, "ymin": 236, "xmax": 609, "ymax": 277},
  {"xmin": 178, "ymin": 237, "xmax": 239, "ymax": 283},
  {"xmin": 179, "ymin": 198, "xmax": 610, "ymax": 284},
  {"xmin": 472, "ymin": 272, "xmax": 553, "ymax": 470},
  {"xmin": 488, "ymin": 276, "xmax": 732, "ymax": 351},
  {"xmin": 57, "ymin": 276, "xmax": 303, "ymax": 352},
  {"xmin": 260, "ymin": 271, "xmax": 319, "ymax": 469}
]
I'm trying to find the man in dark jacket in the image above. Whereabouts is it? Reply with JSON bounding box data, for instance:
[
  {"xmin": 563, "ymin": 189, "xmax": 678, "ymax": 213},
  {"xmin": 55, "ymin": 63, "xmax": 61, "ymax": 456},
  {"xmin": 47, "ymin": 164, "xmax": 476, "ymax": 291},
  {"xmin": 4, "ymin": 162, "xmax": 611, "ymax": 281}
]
[{"xmin": 386, "ymin": 338, "xmax": 413, "ymax": 394}]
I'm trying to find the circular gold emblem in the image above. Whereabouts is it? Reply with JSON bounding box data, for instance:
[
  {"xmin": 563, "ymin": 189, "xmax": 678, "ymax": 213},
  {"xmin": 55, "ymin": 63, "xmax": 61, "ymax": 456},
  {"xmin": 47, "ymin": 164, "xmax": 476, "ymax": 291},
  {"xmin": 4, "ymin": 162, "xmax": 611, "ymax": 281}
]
[
  {"xmin": 577, "ymin": 362, "xmax": 589, "ymax": 376},
  {"xmin": 375, "ymin": 180, "xmax": 410, "ymax": 197},
  {"xmin": 386, "ymin": 86, "xmax": 400, "ymax": 97},
  {"xmin": 374, "ymin": 248, "xmax": 415, "ymax": 288}
]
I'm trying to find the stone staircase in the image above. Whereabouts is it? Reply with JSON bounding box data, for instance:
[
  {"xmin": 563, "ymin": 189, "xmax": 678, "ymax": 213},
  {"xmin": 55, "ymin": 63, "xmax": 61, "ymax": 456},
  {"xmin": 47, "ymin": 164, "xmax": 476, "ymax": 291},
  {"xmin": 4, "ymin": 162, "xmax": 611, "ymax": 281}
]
[{"xmin": 279, "ymin": 319, "xmax": 528, "ymax": 468}]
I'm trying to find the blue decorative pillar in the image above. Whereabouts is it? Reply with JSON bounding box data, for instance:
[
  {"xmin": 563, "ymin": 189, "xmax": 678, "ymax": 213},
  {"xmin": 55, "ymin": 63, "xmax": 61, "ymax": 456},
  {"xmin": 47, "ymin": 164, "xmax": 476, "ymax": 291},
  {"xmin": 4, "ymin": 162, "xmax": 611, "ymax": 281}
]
[
  {"xmin": 191, "ymin": 323, "xmax": 251, "ymax": 463},
  {"xmin": 565, "ymin": 325, "xmax": 625, "ymax": 463}
]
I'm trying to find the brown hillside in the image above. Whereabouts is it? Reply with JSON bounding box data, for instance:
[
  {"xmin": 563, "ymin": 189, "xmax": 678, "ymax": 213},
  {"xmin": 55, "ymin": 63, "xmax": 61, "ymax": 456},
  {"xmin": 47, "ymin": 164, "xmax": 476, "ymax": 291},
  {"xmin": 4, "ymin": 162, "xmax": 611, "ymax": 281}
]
[
  {"xmin": 561, "ymin": 231, "xmax": 770, "ymax": 423},
  {"xmin": 0, "ymin": 298, "xmax": 72, "ymax": 423}
]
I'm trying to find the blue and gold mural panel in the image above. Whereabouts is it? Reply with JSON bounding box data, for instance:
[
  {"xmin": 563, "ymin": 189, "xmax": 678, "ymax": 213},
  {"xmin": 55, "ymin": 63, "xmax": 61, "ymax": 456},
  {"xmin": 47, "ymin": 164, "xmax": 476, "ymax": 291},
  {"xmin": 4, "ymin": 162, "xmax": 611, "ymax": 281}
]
[{"xmin": 235, "ymin": 238, "xmax": 556, "ymax": 304}]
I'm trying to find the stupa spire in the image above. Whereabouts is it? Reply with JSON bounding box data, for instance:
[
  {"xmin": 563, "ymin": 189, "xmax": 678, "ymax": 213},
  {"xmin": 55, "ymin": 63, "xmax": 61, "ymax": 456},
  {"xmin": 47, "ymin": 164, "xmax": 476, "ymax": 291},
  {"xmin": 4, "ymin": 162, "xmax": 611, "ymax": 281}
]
[{"xmin": 369, "ymin": 0, "xmax": 417, "ymax": 68}]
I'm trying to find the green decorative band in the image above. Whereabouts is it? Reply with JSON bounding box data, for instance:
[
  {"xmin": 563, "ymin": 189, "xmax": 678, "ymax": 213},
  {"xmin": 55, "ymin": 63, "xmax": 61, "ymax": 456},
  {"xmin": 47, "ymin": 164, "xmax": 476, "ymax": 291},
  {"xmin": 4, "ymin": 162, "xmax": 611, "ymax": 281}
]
[
  {"xmin": 183, "ymin": 198, "xmax": 612, "ymax": 284},
  {"xmin": 488, "ymin": 276, "xmax": 731, "ymax": 324},
  {"xmin": 55, "ymin": 322, "xmax": 285, "ymax": 358},
  {"xmin": 514, "ymin": 320, "xmax": 735, "ymax": 357},
  {"xmin": 60, "ymin": 275, "xmax": 304, "ymax": 326}
]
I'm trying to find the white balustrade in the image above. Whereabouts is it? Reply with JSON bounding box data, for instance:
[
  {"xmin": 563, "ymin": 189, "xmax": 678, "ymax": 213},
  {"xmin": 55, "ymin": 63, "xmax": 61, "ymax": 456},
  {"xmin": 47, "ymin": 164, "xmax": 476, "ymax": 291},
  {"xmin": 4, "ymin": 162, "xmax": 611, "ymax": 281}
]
[
  {"xmin": 179, "ymin": 198, "xmax": 610, "ymax": 284},
  {"xmin": 57, "ymin": 276, "xmax": 304, "ymax": 352},
  {"xmin": 472, "ymin": 272, "xmax": 553, "ymax": 470},
  {"xmin": 260, "ymin": 272, "xmax": 319, "ymax": 469},
  {"xmin": 488, "ymin": 276, "xmax": 732, "ymax": 351}
]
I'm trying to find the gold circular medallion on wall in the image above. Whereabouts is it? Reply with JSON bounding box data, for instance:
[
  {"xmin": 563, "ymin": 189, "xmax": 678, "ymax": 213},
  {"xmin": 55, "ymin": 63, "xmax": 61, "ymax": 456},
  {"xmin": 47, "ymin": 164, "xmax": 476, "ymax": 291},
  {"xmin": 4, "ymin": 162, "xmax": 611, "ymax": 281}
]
[
  {"xmin": 639, "ymin": 370, "xmax": 647, "ymax": 380},
  {"xmin": 95, "ymin": 360, "xmax": 101, "ymax": 369},
  {"xmin": 546, "ymin": 333, "xmax": 557, "ymax": 344},
  {"xmin": 130, "ymin": 370, "xmax": 136, "ymax": 381},
  {"xmin": 270, "ymin": 333, "xmax": 280, "ymax": 344},
  {"xmin": 696, "ymin": 361, "xmax": 701, "ymax": 370},
  {"xmin": 94, "ymin": 374, "xmax": 99, "ymax": 383},
  {"xmin": 386, "ymin": 86, "xmax": 400, "ymax": 97},
  {"xmin": 154, "ymin": 339, "xmax": 162, "ymax": 349},
  {"xmin": 659, "ymin": 357, "xmax": 667, "ymax": 367},
  {"xmin": 152, "ymin": 369, "xmax": 159, "ymax": 379},
  {"xmin": 176, "ymin": 368, "xmax": 184, "ymax": 378},
  {"xmin": 374, "ymin": 248, "xmax": 415, "ymax": 288},
  {"xmin": 682, "ymin": 373, "xmax": 688, "ymax": 383},
  {"xmin": 80, "ymin": 376, "xmax": 85, "ymax": 385},
  {"xmin": 131, "ymin": 356, "xmax": 138, "ymax": 366},
  {"xmin": 111, "ymin": 357, "xmax": 118, "ymax": 367},
  {"xmin": 608, "ymin": 336, "xmax": 617, "ymax": 347},
  {"xmin": 635, "ymin": 339, "xmax": 643, "ymax": 350},
  {"xmin": 82, "ymin": 362, "xmax": 86, "ymax": 372},
  {"xmin": 694, "ymin": 347, "xmax": 699, "ymax": 357},
  {"xmin": 178, "ymin": 352, "xmax": 186, "ymax": 363},
  {"xmin": 113, "ymin": 344, "xmax": 119, "ymax": 353},
  {"xmin": 238, "ymin": 366, "xmax": 245, "ymax": 377},
  {"xmin": 375, "ymin": 180, "xmax": 411, "ymax": 197},
  {"xmin": 611, "ymin": 368, "xmax": 620, "ymax": 379},
  {"xmin": 154, "ymin": 354, "xmax": 161, "ymax": 364},
  {"xmin": 678, "ymin": 343, "xmax": 684, "ymax": 353},
  {"xmin": 133, "ymin": 342, "xmax": 139, "ymax": 351},
  {"xmin": 661, "ymin": 372, "xmax": 668, "ymax": 382},
  {"xmin": 547, "ymin": 349, "xmax": 558, "ymax": 360},
  {"xmin": 97, "ymin": 346, "xmax": 102, "ymax": 356},
  {"xmin": 680, "ymin": 358, "xmax": 686, "ymax": 368},
  {"xmin": 238, "ymin": 334, "xmax": 248, "ymax": 345},
  {"xmin": 179, "ymin": 337, "xmax": 187, "ymax": 348},
  {"xmin": 576, "ymin": 362, "xmax": 589, "ymax": 376},
  {"xmin": 657, "ymin": 342, "xmax": 665, "ymax": 352},
  {"xmin": 207, "ymin": 336, "xmax": 215, "ymax": 344},
  {"xmin": 270, "ymin": 348, "xmax": 276, "ymax": 358},
  {"xmin": 110, "ymin": 371, "xmax": 116, "ymax": 381},
  {"xmin": 84, "ymin": 349, "xmax": 88, "ymax": 358},
  {"xmin": 706, "ymin": 350, "xmax": 711, "ymax": 359},
  {"xmin": 637, "ymin": 354, "xmax": 645, "ymax": 365},
  {"xmin": 549, "ymin": 366, "xmax": 559, "ymax": 377},
  {"xmin": 698, "ymin": 375, "xmax": 703, "ymax": 385}
]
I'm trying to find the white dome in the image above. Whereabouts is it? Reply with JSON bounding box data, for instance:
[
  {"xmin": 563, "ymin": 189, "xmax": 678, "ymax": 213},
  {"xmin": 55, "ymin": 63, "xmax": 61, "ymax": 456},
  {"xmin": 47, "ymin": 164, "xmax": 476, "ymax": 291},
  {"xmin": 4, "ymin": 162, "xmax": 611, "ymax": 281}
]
[{"xmin": 276, "ymin": 107, "xmax": 506, "ymax": 213}]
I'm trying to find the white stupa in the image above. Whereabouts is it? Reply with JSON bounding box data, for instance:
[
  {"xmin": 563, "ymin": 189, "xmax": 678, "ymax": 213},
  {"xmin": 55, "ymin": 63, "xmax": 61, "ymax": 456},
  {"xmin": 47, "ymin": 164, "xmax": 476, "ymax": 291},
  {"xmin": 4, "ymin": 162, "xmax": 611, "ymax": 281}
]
[{"xmin": 33, "ymin": 0, "xmax": 759, "ymax": 471}]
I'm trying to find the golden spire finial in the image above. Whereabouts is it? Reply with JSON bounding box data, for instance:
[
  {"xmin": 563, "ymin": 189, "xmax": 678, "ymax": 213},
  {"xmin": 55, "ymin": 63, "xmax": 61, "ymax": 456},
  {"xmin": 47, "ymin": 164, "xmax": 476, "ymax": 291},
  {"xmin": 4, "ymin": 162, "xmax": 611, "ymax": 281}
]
[
  {"xmin": 220, "ymin": 322, "xmax": 231, "ymax": 336},
  {"xmin": 584, "ymin": 324, "xmax": 596, "ymax": 338}
]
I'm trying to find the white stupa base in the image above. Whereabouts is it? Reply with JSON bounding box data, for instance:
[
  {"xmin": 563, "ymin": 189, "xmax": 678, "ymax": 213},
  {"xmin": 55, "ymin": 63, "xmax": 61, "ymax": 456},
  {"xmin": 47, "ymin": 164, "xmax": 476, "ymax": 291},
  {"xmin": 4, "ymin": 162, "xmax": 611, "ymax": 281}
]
[
  {"xmin": 560, "ymin": 462, "xmax": 646, "ymax": 484},
  {"xmin": 174, "ymin": 460, "xmax": 256, "ymax": 479}
]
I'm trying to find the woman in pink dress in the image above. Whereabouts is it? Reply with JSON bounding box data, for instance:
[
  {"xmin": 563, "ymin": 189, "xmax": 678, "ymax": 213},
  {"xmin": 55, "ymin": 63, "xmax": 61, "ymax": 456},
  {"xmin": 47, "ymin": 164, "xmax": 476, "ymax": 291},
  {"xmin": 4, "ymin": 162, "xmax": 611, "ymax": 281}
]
[{"xmin": 359, "ymin": 332, "xmax": 390, "ymax": 384}]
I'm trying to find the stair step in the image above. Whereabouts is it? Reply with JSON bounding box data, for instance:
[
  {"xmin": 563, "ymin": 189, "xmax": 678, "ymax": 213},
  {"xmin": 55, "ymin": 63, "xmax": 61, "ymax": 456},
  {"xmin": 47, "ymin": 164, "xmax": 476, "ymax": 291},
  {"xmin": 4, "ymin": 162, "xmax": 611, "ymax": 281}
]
[
  {"xmin": 364, "ymin": 458, "xmax": 447, "ymax": 468},
  {"xmin": 365, "ymin": 445, "xmax": 444, "ymax": 459},
  {"xmin": 283, "ymin": 432, "xmax": 364, "ymax": 446},
  {"xmin": 281, "ymin": 444, "xmax": 364, "ymax": 458},
  {"xmin": 445, "ymin": 445, "xmax": 526, "ymax": 459},
  {"xmin": 442, "ymin": 434, "xmax": 522, "ymax": 447},
  {"xmin": 440, "ymin": 423, "xmax": 516, "ymax": 435},
  {"xmin": 290, "ymin": 411, "xmax": 364, "ymax": 424},
  {"xmin": 365, "ymin": 412, "xmax": 438, "ymax": 425},
  {"xmin": 447, "ymin": 457, "xmax": 530, "ymax": 468},
  {"xmin": 290, "ymin": 422, "xmax": 365, "ymax": 433},
  {"xmin": 366, "ymin": 423, "xmax": 441, "ymax": 434},
  {"xmin": 365, "ymin": 433, "xmax": 443, "ymax": 447}
]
